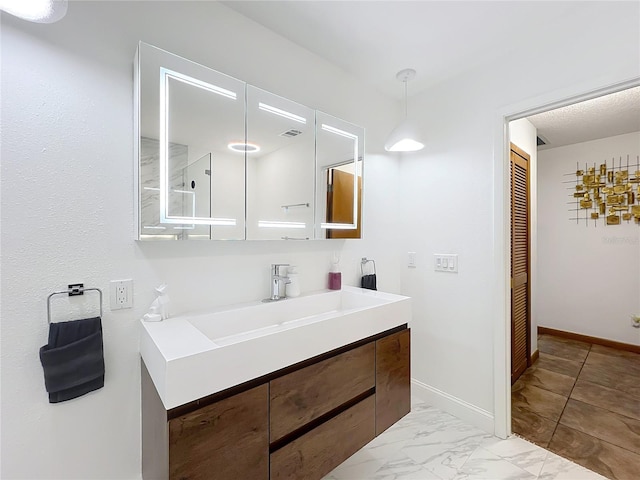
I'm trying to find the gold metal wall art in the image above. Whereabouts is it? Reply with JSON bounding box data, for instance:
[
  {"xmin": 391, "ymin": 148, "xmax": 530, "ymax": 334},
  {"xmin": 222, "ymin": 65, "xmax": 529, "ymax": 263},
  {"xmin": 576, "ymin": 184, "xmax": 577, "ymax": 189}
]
[
  {"xmin": 607, "ymin": 215, "xmax": 621, "ymax": 225},
  {"xmin": 567, "ymin": 155, "xmax": 640, "ymax": 226}
]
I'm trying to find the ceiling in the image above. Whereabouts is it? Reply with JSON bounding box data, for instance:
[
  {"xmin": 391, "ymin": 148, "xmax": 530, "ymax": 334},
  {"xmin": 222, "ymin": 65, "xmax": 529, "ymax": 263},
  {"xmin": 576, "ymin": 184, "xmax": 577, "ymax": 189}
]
[
  {"xmin": 527, "ymin": 86, "xmax": 640, "ymax": 150},
  {"xmin": 224, "ymin": 1, "xmax": 639, "ymax": 149},
  {"xmin": 223, "ymin": 0, "xmax": 580, "ymax": 99}
]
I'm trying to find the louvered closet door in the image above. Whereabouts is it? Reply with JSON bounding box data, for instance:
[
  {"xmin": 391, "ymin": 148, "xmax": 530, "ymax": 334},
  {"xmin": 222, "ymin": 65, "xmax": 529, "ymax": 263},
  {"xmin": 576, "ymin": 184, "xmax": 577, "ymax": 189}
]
[{"xmin": 510, "ymin": 146, "xmax": 530, "ymax": 383}]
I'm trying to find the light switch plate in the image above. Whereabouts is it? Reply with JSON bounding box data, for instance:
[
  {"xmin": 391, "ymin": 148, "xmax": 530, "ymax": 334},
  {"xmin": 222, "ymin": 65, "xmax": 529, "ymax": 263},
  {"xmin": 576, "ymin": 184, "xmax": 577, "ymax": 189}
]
[
  {"xmin": 434, "ymin": 254, "xmax": 458, "ymax": 273},
  {"xmin": 408, "ymin": 251, "xmax": 417, "ymax": 268}
]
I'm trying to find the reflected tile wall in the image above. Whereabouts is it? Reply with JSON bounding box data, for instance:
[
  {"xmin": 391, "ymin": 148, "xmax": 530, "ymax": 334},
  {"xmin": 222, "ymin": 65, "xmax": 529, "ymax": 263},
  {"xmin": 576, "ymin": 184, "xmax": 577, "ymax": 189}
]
[{"xmin": 140, "ymin": 136, "xmax": 189, "ymax": 237}]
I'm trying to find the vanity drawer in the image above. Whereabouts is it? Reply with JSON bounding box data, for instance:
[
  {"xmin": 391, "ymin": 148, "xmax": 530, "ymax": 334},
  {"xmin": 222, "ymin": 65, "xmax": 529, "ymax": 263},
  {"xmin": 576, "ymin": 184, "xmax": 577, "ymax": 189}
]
[
  {"xmin": 270, "ymin": 342, "xmax": 375, "ymax": 442},
  {"xmin": 168, "ymin": 384, "xmax": 269, "ymax": 480},
  {"xmin": 270, "ymin": 395, "xmax": 375, "ymax": 480}
]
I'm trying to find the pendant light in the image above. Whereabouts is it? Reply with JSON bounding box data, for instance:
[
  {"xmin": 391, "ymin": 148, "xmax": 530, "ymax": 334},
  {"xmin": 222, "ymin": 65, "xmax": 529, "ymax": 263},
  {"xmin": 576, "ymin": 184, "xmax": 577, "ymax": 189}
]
[
  {"xmin": 384, "ymin": 68, "xmax": 425, "ymax": 152},
  {"xmin": 0, "ymin": 0, "xmax": 67, "ymax": 23}
]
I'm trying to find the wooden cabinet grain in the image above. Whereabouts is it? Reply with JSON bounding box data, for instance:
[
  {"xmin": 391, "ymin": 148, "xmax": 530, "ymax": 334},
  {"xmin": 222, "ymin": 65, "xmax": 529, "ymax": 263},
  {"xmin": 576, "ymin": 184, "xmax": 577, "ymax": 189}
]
[
  {"xmin": 375, "ymin": 328, "xmax": 411, "ymax": 435},
  {"xmin": 168, "ymin": 384, "xmax": 269, "ymax": 480},
  {"xmin": 270, "ymin": 342, "xmax": 375, "ymax": 442},
  {"xmin": 270, "ymin": 395, "xmax": 375, "ymax": 480}
]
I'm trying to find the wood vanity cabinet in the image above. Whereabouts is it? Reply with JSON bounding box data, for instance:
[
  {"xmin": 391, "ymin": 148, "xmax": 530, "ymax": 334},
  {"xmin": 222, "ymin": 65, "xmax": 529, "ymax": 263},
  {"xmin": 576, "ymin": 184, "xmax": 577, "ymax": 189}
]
[
  {"xmin": 375, "ymin": 329, "xmax": 411, "ymax": 435},
  {"xmin": 142, "ymin": 326, "xmax": 410, "ymax": 480}
]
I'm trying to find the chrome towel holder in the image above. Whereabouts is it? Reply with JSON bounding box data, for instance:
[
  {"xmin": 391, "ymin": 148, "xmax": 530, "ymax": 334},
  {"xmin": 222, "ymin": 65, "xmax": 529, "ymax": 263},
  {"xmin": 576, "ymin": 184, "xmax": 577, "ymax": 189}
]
[
  {"xmin": 361, "ymin": 257, "xmax": 376, "ymax": 276},
  {"xmin": 47, "ymin": 284, "xmax": 103, "ymax": 324}
]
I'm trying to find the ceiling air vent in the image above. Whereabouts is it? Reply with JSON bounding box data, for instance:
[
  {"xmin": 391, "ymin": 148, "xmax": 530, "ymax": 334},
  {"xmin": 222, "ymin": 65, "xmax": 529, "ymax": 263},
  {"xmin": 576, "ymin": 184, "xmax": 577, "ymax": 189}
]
[
  {"xmin": 280, "ymin": 129, "xmax": 303, "ymax": 138},
  {"xmin": 536, "ymin": 136, "xmax": 547, "ymax": 146}
]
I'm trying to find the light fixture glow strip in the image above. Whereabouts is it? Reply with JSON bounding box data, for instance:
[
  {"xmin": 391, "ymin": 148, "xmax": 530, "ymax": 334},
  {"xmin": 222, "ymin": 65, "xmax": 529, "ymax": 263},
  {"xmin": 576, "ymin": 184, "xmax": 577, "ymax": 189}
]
[
  {"xmin": 209, "ymin": 218, "xmax": 237, "ymax": 226},
  {"xmin": 258, "ymin": 103, "xmax": 306, "ymax": 124},
  {"xmin": 321, "ymin": 124, "xmax": 358, "ymax": 140},
  {"xmin": 320, "ymin": 223, "xmax": 357, "ymax": 230},
  {"xmin": 159, "ymin": 66, "xmax": 238, "ymax": 225},
  {"xmin": 161, "ymin": 67, "xmax": 236, "ymax": 100},
  {"xmin": 321, "ymin": 123, "xmax": 359, "ymax": 229},
  {"xmin": 258, "ymin": 221, "xmax": 306, "ymax": 229}
]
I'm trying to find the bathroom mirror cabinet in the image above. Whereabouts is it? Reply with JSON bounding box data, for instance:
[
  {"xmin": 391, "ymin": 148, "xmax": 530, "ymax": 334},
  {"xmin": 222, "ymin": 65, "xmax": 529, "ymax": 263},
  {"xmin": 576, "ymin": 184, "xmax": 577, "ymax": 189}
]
[{"xmin": 134, "ymin": 42, "xmax": 364, "ymax": 241}]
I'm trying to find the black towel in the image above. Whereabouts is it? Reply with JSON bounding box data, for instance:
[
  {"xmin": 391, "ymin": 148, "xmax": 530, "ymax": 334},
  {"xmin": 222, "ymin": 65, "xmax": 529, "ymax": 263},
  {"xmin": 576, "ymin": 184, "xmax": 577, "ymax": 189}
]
[
  {"xmin": 39, "ymin": 316, "xmax": 105, "ymax": 403},
  {"xmin": 361, "ymin": 274, "xmax": 377, "ymax": 291}
]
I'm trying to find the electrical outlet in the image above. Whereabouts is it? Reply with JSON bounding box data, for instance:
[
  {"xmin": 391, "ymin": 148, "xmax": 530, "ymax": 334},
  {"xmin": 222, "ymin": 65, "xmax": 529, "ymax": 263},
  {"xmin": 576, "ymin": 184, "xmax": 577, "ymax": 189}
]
[{"xmin": 110, "ymin": 279, "xmax": 133, "ymax": 310}]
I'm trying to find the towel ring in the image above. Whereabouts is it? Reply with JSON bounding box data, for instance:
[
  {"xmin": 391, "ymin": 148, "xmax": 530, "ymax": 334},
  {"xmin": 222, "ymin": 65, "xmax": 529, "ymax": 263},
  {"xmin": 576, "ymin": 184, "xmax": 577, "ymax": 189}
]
[
  {"xmin": 47, "ymin": 284, "xmax": 103, "ymax": 324},
  {"xmin": 361, "ymin": 257, "xmax": 376, "ymax": 276}
]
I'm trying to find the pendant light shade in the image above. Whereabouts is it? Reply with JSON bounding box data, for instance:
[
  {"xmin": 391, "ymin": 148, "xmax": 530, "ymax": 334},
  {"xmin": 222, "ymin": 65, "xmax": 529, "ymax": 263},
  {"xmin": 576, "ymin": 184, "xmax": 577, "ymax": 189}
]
[
  {"xmin": 385, "ymin": 68, "xmax": 424, "ymax": 152},
  {"xmin": 0, "ymin": 0, "xmax": 68, "ymax": 23},
  {"xmin": 384, "ymin": 118, "xmax": 425, "ymax": 152}
]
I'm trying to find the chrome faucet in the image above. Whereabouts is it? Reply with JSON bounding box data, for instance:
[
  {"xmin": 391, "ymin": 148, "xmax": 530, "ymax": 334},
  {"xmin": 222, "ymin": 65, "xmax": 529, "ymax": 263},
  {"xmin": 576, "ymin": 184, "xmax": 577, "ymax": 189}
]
[{"xmin": 266, "ymin": 264, "xmax": 290, "ymax": 302}]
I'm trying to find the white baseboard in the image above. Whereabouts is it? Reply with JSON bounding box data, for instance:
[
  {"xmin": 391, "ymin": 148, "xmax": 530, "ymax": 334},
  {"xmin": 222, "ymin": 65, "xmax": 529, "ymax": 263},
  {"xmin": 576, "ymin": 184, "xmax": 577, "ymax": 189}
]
[{"xmin": 411, "ymin": 378, "xmax": 494, "ymax": 434}]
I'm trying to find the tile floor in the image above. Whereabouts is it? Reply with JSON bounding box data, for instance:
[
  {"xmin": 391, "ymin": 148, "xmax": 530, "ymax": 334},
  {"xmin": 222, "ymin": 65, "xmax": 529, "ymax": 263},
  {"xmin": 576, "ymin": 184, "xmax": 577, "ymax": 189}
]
[
  {"xmin": 323, "ymin": 396, "xmax": 604, "ymax": 479},
  {"xmin": 512, "ymin": 334, "xmax": 640, "ymax": 480}
]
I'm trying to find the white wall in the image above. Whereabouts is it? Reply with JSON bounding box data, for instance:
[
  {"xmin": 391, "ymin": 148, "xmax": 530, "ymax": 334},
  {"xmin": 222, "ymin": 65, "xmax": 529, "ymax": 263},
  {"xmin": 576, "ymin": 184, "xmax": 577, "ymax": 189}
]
[
  {"xmin": 0, "ymin": 2, "xmax": 400, "ymax": 479},
  {"xmin": 509, "ymin": 118, "xmax": 538, "ymax": 356},
  {"xmin": 400, "ymin": 1, "xmax": 639, "ymax": 430},
  {"xmin": 536, "ymin": 132, "xmax": 640, "ymax": 345},
  {"xmin": 3, "ymin": 1, "xmax": 640, "ymax": 477}
]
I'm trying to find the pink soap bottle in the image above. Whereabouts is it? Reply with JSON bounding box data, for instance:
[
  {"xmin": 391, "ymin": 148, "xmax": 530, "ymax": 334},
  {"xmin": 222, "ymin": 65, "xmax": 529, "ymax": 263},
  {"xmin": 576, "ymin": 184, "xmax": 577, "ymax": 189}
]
[{"xmin": 328, "ymin": 254, "xmax": 341, "ymax": 290}]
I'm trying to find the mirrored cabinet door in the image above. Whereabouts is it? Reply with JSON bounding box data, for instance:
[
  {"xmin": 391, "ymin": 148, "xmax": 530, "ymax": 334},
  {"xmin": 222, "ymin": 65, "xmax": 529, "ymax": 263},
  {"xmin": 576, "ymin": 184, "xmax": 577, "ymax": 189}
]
[
  {"xmin": 246, "ymin": 86, "xmax": 315, "ymax": 240},
  {"xmin": 315, "ymin": 111, "xmax": 365, "ymax": 239},
  {"xmin": 135, "ymin": 42, "xmax": 246, "ymax": 240}
]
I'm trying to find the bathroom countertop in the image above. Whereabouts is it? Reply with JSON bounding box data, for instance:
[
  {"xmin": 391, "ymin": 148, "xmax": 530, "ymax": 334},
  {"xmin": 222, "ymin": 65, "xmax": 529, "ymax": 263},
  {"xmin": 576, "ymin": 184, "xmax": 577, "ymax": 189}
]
[{"xmin": 140, "ymin": 286, "xmax": 411, "ymax": 410}]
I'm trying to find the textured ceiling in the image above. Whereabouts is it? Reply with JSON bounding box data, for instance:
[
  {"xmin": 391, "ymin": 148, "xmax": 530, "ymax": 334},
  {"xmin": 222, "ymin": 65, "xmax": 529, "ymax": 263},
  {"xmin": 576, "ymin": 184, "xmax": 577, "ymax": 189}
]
[{"xmin": 528, "ymin": 87, "xmax": 640, "ymax": 150}]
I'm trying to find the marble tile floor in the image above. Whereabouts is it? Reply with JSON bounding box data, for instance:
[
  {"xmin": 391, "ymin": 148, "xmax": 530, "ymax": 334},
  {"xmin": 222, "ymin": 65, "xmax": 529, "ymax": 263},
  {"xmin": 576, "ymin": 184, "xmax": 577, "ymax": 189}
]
[
  {"xmin": 323, "ymin": 396, "xmax": 604, "ymax": 480},
  {"xmin": 512, "ymin": 334, "xmax": 640, "ymax": 480}
]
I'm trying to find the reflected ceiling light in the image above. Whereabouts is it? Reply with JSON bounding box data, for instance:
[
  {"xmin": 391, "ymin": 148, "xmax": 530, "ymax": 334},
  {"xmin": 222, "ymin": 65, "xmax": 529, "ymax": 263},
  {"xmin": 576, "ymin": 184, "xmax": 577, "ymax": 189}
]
[
  {"xmin": 228, "ymin": 142, "xmax": 260, "ymax": 153},
  {"xmin": 258, "ymin": 221, "xmax": 306, "ymax": 229},
  {"xmin": 384, "ymin": 68, "xmax": 424, "ymax": 152},
  {"xmin": 321, "ymin": 124, "xmax": 358, "ymax": 140},
  {"xmin": 259, "ymin": 103, "xmax": 306, "ymax": 124},
  {"xmin": 0, "ymin": 0, "xmax": 67, "ymax": 23}
]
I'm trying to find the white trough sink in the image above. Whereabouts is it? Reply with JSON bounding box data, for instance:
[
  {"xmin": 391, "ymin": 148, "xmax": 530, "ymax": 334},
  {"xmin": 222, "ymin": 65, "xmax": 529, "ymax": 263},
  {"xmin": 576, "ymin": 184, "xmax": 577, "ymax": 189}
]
[{"xmin": 140, "ymin": 286, "xmax": 411, "ymax": 409}]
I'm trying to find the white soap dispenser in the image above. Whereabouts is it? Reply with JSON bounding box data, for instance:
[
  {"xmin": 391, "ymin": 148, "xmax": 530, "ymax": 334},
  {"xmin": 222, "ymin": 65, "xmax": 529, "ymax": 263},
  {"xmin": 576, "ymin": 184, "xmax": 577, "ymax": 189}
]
[{"xmin": 286, "ymin": 265, "xmax": 301, "ymax": 298}]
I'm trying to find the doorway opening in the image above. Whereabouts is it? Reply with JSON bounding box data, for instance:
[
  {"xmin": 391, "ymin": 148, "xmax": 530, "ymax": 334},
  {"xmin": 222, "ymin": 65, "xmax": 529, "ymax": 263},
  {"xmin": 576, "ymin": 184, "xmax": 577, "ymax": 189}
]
[{"xmin": 497, "ymin": 80, "xmax": 640, "ymax": 479}]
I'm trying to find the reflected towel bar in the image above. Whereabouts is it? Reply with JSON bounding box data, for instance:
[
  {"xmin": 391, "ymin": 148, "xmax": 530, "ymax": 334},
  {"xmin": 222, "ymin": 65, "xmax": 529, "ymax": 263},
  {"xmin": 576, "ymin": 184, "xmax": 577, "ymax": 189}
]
[{"xmin": 281, "ymin": 202, "xmax": 310, "ymax": 211}]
